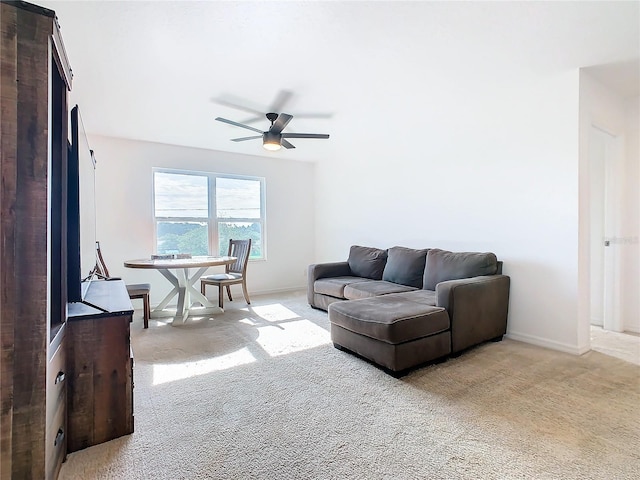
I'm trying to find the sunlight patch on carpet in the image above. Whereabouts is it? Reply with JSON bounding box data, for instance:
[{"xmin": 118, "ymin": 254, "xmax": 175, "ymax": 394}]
[
  {"xmin": 152, "ymin": 347, "xmax": 256, "ymax": 385},
  {"xmin": 255, "ymin": 318, "xmax": 331, "ymax": 356},
  {"xmin": 249, "ymin": 303, "xmax": 300, "ymax": 322}
]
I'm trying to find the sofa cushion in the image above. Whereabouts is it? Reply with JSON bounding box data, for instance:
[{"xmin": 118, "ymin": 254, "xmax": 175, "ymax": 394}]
[
  {"xmin": 382, "ymin": 246, "xmax": 429, "ymax": 288},
  {"xmin": 344, "ymin": 280, "xmax": 417, "ymax": 300},
  {"xmin": 348, "ymin": 245, "xmax": 388, "ymax": 280},
  {"xmin": 384, "ymin": 290, "xmax": 436, "ymax": 306},
  {"xmin": 314, "ymin": 276, "xmax": 372, "ymax": 299},
  {"xmin": 329, "ymin": 296, "xmax": 449, "ymax": 344},
  {"xmin": 423, "ymin": 249, "xmax": 498, "ymax": 290}
]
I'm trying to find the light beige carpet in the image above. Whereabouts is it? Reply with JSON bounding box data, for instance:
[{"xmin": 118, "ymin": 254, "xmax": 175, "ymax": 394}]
[{"xmin": 59, "ymin": 290, "xmax": 640, "ymax": 480}]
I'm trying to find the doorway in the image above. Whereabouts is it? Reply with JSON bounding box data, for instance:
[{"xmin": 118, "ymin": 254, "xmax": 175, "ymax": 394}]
[{"xmin": 588, "ymin": 125, "xmax": 623, "ymax": 332}]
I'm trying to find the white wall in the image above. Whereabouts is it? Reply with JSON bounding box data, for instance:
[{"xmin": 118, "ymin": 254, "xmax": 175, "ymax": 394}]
[
  {"xmin": 578, "ymin": 73, "xmax": 640, "ymax": 341},
  {"xmin": 88, "ymin": 135, "xmax": 315, "ymax": 305},
  {"xmin": 624, "ymin": 98, "xmax": 640, "ymax": 333},
  {"xmin": 314, "ymin": 68, "xmax": 584, "ymax": 353}
]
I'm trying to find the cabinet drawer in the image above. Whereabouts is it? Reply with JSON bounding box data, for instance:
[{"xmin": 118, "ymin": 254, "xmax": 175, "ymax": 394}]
[
  {"xmin": 45, "ymin": 395, "xmax": 66, "ymax": 480},
  {"xmin": 47, "ymin": 338, "xmax": 67, "ymax": 425}
]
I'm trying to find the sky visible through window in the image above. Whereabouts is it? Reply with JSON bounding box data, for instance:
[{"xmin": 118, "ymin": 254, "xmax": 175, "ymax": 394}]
[
  {"xmin": 154, "ymin": 173, "xmax": 260, "ymax": 219},
  {"xmin": 216, "ymin": 177, "xmax": 260, "ymax": 219},
  {"xmin": 155, "ymin": 172, "xmax": 208, "ymax": 218}
]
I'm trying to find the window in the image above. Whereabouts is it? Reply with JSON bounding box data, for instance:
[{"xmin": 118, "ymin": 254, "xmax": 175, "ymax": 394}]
[{"xmin": 153, "ymin": 169, "xmax": 265, "ymax": 259}]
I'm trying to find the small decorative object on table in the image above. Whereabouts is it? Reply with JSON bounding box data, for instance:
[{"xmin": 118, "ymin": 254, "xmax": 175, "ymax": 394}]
[
  {"xmin": 151, "ymin": 254, "xmax": 174, "ymax": 260},
  {"xmin": 151, "ymin": 253, "xmax": 192, "ymax": 260}
]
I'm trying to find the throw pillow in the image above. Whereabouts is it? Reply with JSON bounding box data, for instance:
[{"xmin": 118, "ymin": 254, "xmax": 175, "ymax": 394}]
[
  {"xmin": 423, "ymin": 249, "xmax": 498, "ymax": 290},
  {"xmin": 348, "ymin": 245, "xmax": 388, "ymax": 280},
  {"xmin": 382, "ymin": 246, "xmax": 429, "ymax": 288}
]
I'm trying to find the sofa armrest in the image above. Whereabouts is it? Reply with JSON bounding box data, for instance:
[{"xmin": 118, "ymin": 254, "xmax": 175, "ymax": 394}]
[
  {"xmin": 435, "ymin": 275, "xmax": 510, "ymax": 353},
  {"xmin": 307, "ymin": 261, "xmax": 352, "ymax": 305}
]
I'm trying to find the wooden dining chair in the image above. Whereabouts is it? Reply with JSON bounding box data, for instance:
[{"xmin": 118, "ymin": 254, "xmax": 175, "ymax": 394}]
[
  {"xmin": 200, "ymin": 238, "xmax": 252, "ymax": 309},
  {"xmin": 96, "ymin": 242, "xmax": 151, "ymax": 329}
]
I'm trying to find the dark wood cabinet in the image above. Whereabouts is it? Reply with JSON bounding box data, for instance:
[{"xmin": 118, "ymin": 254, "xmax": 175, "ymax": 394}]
[
  {"xmin": 1, "ymin": 2, "xmax": 134, "ymax": 478},
  {"xmin": 0, "ymin": 1, "xmax": 72, "ymax": 479},
  {"xmin": 67, "ymin": 280, "xmax": 135, "ymax": 453}
]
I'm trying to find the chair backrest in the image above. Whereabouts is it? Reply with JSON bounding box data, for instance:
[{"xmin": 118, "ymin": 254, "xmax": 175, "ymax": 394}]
[
  {"xmin": 226, "ymin": 239, "xmax": 251, "ymax": 275},
  {"xmin": 95, "ymin": 241, "xmax": 110, "ymax": 278}
]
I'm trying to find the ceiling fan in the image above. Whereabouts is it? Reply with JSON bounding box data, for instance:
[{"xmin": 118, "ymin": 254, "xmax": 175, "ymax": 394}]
[
  {"xmin": 213, "ymin": 89, "xmax": 332, "ymax": 124},
  {"xmin": 216, "ymin": 113, "xmax": 330, "ymax": 151}
]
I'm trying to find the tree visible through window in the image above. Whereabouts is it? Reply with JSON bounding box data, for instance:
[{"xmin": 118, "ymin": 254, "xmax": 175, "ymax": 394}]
[{"xmin": 153, "ymin": 169, "xmax": 265, "ymax": 259}]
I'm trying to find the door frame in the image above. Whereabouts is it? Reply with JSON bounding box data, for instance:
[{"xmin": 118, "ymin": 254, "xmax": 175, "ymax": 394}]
[{"xmin": 590, "ymin": 125, "xmax": 624, "ymax": 332}]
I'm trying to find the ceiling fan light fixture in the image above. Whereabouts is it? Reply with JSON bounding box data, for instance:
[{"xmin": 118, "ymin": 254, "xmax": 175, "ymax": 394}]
[
  {"xmin": 262, "ymin": 132, "xmax": 282, "ymax": 151},
  {"xmin": 263, "ymin": 141, "xmax": 281, "ymax": 151}
]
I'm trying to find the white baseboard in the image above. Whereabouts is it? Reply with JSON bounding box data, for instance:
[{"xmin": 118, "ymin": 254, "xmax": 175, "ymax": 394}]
[
  {"xmin": 146, "ymin": 286, "xmax": 306, "ymax": 310},
  {"xmin": 251, "ymin": 286, "xmax": 306, "ymax": 296},
  {"xmin": 505, "ymin": 332, "xmax": 590, "ymax": 356}
]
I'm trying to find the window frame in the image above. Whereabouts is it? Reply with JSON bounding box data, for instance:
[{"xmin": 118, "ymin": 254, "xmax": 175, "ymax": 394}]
[{"xmin": 152, "ymin": 168, "xmax": 266, "ymax": 260}]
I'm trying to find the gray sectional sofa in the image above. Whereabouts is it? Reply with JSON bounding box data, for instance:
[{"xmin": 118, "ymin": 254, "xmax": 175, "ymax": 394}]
[{"xmin": 308, "ymin": 245, "xmax": 510, "ymax": 375}]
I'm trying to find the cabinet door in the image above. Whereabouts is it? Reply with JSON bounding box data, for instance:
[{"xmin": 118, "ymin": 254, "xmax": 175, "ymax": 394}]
[{"xmin": 67, "ymin": 314, "xmax": 133, "ymax": 452}]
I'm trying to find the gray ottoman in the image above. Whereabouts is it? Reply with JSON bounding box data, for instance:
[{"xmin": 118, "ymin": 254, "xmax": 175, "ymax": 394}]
[{"xmin": 328, "ymin": 295, "xmax": 452, "ymax": 375}]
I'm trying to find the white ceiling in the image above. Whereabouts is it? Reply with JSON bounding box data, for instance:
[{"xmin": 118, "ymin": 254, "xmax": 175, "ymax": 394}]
[{"xmin": 40, "ymin": 1, "xmax": 639, "ymax": 162}]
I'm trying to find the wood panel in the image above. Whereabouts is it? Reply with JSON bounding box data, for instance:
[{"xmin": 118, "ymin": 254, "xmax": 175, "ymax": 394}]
[
  {"xmin": 1, "ymin": 2, "xmax": 71, "ymax": 478},
  {"xmin": 0, "ymin": 5, "xmax": 19, "ymax": 477},
  {"xmin": 13, "ymin": 3, "xmax": 50, "ymax": 472},
  {"xmin": 1, "ymin": 3, "xmax": 52, "ymax": 478},
  {"xmin": 67, "ymin": 305, "xmax": 134, "ymax": 452}
]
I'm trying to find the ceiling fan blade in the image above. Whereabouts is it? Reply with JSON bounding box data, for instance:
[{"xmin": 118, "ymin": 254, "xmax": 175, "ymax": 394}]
[
  {"xmin": 270, "ymin": 90, "xmax": 293, "ymax": 112},
  {"xmin": 270, "ymin": 113, "xmax": 293, "ymax": 135},
  {"xmin": 214, "ymin": 91, "xmax": 293, "ymax": 124},
  {"xmin": 215, "ymin": 117, "xmax": 264, "ymax": 134},
  {"xmin": 281, "ymin": 139, "xmax": 296, "ymax": 149},
  {"xmin": 242, "ymin": 111, "xmax": 333, "ymax": 125},
  {"xmin": 212, "ymin": 95, "xmax": 265, "ymax": 116},
  {"xmin": 231, "ymin": 135, "xmax": 262, "ymax": 142},
  {"xmin": 290, "ymin": 112, "xmax": 333, "ymax": 119},
  {"xmin": 281, "ymin": 133, "xmax": 330, "ymax": 139}
]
